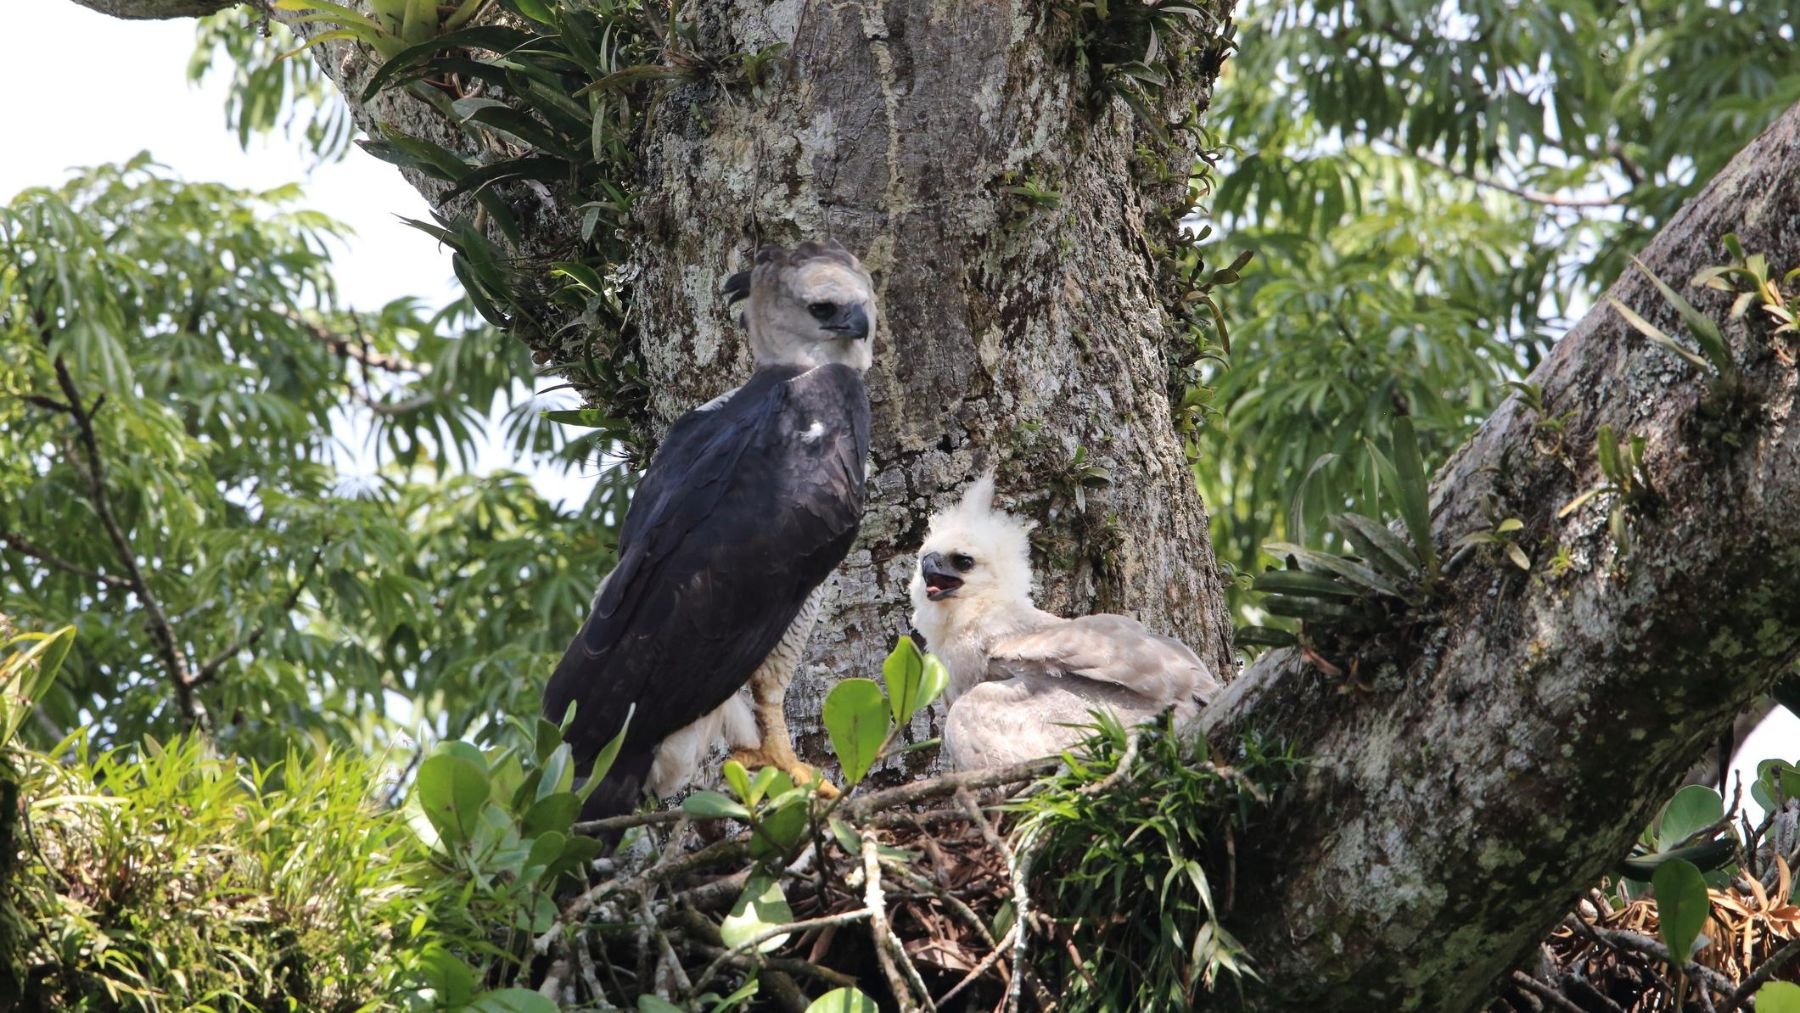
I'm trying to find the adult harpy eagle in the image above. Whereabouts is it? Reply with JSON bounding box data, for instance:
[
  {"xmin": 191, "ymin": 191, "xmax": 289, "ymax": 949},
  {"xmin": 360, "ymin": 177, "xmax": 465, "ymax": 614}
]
[
  {"xmin": 545, "ymin": 240, "xmax": 875, "ymax": 820},
  {"xmin": 908, "ymin": 473, "xmax": 1220, "ymax": 770}
]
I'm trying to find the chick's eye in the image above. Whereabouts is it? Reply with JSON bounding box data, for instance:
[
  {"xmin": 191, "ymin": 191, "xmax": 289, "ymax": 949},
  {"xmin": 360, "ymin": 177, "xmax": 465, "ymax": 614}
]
[
  {"xmin": 950, "ymin": 554, "xmax": 975, "ymax": 572},
  {"xmin": 807, "ymin": 301, "xmax": 836, "ymax": 322}
]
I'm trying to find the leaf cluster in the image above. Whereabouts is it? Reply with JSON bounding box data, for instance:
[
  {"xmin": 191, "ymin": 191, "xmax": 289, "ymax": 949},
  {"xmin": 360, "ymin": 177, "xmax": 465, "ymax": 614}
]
[
  {"xmin": 1008, "ymin": 716, "xmax": 1301, "ymax": 1011},
  {"xmin": 1194, "ymin": 0, "xmax": 1799, "ymax": 613}
]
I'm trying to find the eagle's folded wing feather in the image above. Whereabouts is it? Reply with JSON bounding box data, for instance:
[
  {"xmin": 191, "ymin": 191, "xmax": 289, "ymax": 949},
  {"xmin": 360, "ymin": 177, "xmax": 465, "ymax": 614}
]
[{"xmin": 986, "ymin": 613, "xmax": 1219, "ymax": 706}]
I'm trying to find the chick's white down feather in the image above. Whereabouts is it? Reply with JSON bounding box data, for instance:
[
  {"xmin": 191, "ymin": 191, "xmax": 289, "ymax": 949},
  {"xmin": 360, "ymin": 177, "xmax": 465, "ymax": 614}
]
[{"xmin": 909, "ymin": 474, "xmax": 1220, "ymax": 769}]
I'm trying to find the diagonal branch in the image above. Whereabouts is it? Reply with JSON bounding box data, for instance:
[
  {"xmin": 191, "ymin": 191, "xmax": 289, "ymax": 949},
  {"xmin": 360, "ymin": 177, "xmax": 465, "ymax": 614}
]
[
  {"xmin": 282, "ymin": 309, "xmax": 423, "ymax": 375},
  {"xmin": 1377, "ymin": 139, "xmax": 1625, "ymax": 210},
  {"xmin": 188, "ymin": 541, "xmax": 327, "ymax": 689},
  {"xmin": 51, "ymin": 356, "xmax": 208, "ymax": 730},
  {"xmin": 0, "ymin": 530, "xmax": 132, "ymax": 590}
]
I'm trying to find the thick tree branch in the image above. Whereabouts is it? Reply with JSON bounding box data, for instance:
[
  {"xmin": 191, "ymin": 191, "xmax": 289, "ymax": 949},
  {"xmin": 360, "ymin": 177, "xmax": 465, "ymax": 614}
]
[
  {"xmin": 1201, "ymin": 101, "xmax": 1800, "ymax": 1010},
  {"xmin": 63, "ymin": 0, "xmax": 245, "ymax": 18},
  {"xmin": 52, "ymin": 357, "xmax": 209, "ymax": 730}
]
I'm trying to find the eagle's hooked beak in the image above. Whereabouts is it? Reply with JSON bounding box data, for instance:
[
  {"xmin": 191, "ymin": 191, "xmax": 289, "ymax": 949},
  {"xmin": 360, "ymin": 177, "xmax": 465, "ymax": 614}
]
[
  {"xmin": 920, "ymin": 552, "xmax": 963, "ymax": 601},
  {"xmin": 823, "ymin": 303, "xmax": 872, "ymax": 341}
]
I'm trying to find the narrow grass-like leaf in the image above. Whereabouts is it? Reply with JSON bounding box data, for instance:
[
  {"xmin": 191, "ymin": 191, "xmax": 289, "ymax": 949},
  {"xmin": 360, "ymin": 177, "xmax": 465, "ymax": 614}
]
[
  {"xmin": 1390, "ymin": 417, "xmax": 1437, "ymax": 580},
  {"xmin": 1609, "ymin": 297, "xmax": 1711, "ymax": 372},
  {"xmin": 1251, "ymin": 569, "xmax": 1360, "ymax": 599},
  {"xmin": 1632, "ymin": 256, "xmax": 1734, "ymax": 378},
  {"xmin": 1330, "ymin": 512, "xmax": 1421, "ymax": 582},
  {"xmin": 1265, "ymin": 541, "xmax": 1410, "ymax": 600}
]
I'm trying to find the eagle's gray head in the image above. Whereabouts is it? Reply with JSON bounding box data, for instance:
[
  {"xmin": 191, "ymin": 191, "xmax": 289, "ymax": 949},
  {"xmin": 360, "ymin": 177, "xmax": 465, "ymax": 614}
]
[
  {"xmin": 724, "ymin": 240, "xmax": 876, "ymax": 372},
  {"xmin": 909, "ymin": 472, "xmax": 1036, "ymax": 646}
]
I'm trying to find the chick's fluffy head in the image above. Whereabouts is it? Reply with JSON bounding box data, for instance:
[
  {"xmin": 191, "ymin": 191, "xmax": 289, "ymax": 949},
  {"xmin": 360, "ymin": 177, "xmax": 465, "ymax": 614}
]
[{"xmin": 909, "ymin": 472, "xmax": 1035, "ymax": 639}]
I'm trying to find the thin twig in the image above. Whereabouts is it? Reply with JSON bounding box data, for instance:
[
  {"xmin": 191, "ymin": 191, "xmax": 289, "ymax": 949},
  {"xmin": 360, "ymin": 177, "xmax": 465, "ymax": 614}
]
[
  {"xmin": 862, "ymin": 828, "xmax": 935, "ymax": 1011},
  {"xmin": 573, "ymin": 758, "xmax": 1058, "ymax": 838},
  {"xmin": 0, "ymin": 530, "xmax": 131, "ymax": 589},
  {"xmin": 689, "ymin": 909, "xmax": 875, "ymax": 995},
  {"xmin": 283, "ymin": 308, "xmax": 421, "ymax": 374},
  {"xmin": 1588, "ymin": 927, "xmax": 1739, "ymax": 997},
  {"xmin": 1719, "ymin": 935, "xmax": 1800, "ymax": 1013},
  {"xmin": 190, "ymin": 542, "xmax": 326, "ymax": 688},
  {"xmin": 1378, "ymin": 139, "xmax": 1623, "ymax": 209},
  {"xmin": 846, "ymin": 758, "xmax": 1061, "ymax": 819},
  {"xmin": 53, "ymin": 356, "xmax": 207, "ymax": 729},
  {"xmin": 1509, "ymin": 970, "xmax": 1588, "ymax": 1013},
  {"xmin": 938, "ymin": 924, "xmax": 1017, "ymax": 1007}
]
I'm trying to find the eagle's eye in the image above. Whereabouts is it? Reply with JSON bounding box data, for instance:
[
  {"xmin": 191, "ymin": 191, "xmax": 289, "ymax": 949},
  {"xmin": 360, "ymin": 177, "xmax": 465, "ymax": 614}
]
[
  {"xmin": 806, "ymin": 301, "xmax": 836, "ymax": 322},
  {"xmin": 950, "ymin": 553, "xmax": 975, "ymax": 572}
]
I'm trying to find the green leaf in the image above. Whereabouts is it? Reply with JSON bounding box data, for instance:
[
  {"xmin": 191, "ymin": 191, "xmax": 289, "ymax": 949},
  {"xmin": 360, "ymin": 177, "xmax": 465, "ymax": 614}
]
[
  {"xmin": 722, "ymin": 758, "xmax": 752, "ymax": 802},
  {"xmin": 1652, "ymin": 859, "xmax": 1710, "ymax": 966},
  {"xmin": 682, "ymin": 791, "xmax": 750, "ymax": 820},
  {"xmin": 1609, "ymin": 297, "xmax": 1711, "ymax": 373},
  {"xmin": 1330, "ymin": 513, "xmax": 1422, "ymax": 583},
  {"xmin": 415, "ymin": 749, "xmax": 492, "ymax": 847},
  {"xmin": 1631, "ymin": 256, "xmax": 1733, "ymax": 377},
  {"xmin": 1656, "ymin": 785, "xmax": 1723, "ymax": 852},
  {"xmin": 466, "ymin": 988, "xmax": 560, "ymax": 1013},
  {"xmin": 1264, "ymin": 542, "xmax": 1411, "ymax": 601},
  {"xmin": 522, "ymin": 792, "xmax": 580, "ymax": 835},
  {"xmin": 359, "ymin": 26, "xmax": 534, "ymax": 100},
  {"xmin": 581, "ymin": 703, "xmax": 632, "ymax": 794},
  {"xmin": 883, "ymin": 636, "xmax": 932, "ymax": 724},
  {"xmin": 824, "ymin": 678, "xmax": 890, "ymax": 785},
  {"xmin": 720, "ymin": 873, "xmax": 794, "ymax": 953},
  {"xmin": 1251, "ymin": 568, "xmax": 1361, "ymax": 599},
  {"xmin": 1390, "ymin": 417, "xmax": 1436, "ymax": 580},
  {"xmin": 1756, "ymin": 982, "xmax": 1800, "ymax": 1013},
  {"xmin": 803, "ymin": 987, "xmax": 880, "ymax": 1013},
  {"xmin": 1234, "ymin": 625, "xmax": 1298, "ymax": 648},
  {"xmin": 1619, "ymin": 839, "xmax": 1737, "ymax": 881}
]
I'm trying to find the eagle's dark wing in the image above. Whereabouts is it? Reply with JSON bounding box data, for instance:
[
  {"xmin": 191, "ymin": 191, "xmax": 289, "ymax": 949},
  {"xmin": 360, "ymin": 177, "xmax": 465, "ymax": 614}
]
[{"xmin": 544, "ymin": 363, "xmax": 870, "ymax": 818}]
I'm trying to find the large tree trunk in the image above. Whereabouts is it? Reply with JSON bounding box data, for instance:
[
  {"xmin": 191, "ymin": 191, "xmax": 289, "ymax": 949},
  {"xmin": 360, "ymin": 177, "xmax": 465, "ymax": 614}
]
[
  {"xmin": 1201, "ymin": 103, "xmax": 1800, "ymax": 1009},
  {"xmin": 296, "ymin": 0, "xmax": 1241, "ymax": 764},
  {"xmin": 621, "ymin": 2, "xmax": 1238, "ymax": 757}
]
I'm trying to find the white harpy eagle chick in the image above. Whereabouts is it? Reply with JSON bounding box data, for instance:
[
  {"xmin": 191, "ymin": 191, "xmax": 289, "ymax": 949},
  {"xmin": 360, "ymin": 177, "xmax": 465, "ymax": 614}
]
[
  {"xmin": 909, "ymin": 474, "xmax": 1220, "ymax": 770},
  {"xmin": 544, "ymin": 240, "xmax": 876, "ymax": 820}
]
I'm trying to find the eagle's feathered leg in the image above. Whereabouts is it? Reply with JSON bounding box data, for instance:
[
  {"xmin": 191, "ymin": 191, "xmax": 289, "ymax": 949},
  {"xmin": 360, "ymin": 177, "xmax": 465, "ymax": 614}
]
[{"xmin": 730, "ymin": 584, "xmax": 841, "ymax": 798}]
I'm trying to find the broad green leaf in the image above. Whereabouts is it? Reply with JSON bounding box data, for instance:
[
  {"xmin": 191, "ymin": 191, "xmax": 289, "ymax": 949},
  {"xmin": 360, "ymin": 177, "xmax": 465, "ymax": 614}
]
[
  {"xmin": 883, "ymin": 636, "xmax": 931, "ymax": 724},
  {"xmin": 804, "ymin": 988, "xmax": 880, "ymax": 1013},
  {"xmin": 720, "ymin": 873, "xmax": 794, "ymax": 953},
  {"xmin": 638, "ymin": 997, "xmax": 685, "ymax": 1013},
  {"xmin": 522, "ymin": 792, "xmax": 580, "ymax": 835},
  {"xmin": 1756, "ymin": 982, "xmax": 1800, "ymax": 1013},
  {"xmin": 415, "ymin": 750, "xmax": 492, "ymax": 847},
  {"xmin": 581, "ymin": 703, "xmax": 632, "ymax": 794},
  {"xmin": 823, "ymin": 678, "xmax": 889, "ymax": 785},
  {"xmin": 1656, "ymin": 785, "xmax": 1723, "ymax": 852},
  {"xmin": 682, "ymin": 791, "xmax": 750, "ymax": 820},
  {"xmin": 466, "ymin": 988, "xmax": 559, "ymax": 1013},
  {"xmin": 722, "ymin": 758, "xmax": 752, "ymax": 802},
  {"xmin": 1651, "ymin": 859, "xmax": 1710, "ymax": 965}
]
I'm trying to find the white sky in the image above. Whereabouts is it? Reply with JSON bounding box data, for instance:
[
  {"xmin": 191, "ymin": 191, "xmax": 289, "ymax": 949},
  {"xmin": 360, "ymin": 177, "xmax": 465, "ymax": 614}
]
[{"xmin": 4, "ymin": 2, "xmax": 1794, "ymax": 813}]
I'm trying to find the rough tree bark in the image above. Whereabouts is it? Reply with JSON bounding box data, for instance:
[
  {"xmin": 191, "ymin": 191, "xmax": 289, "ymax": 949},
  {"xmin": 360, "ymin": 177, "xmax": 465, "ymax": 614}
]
[
  {"xmin": 73, "ymin": 0, "xmax": 1800, "ymax": 1006},
  {"xmin": 64, "ymin": 0, "xmax": 239, "ymax": 18},
  {"xmin": 1201, "ymin": 103, "xmax": 1800, "ymax": 1009}
]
